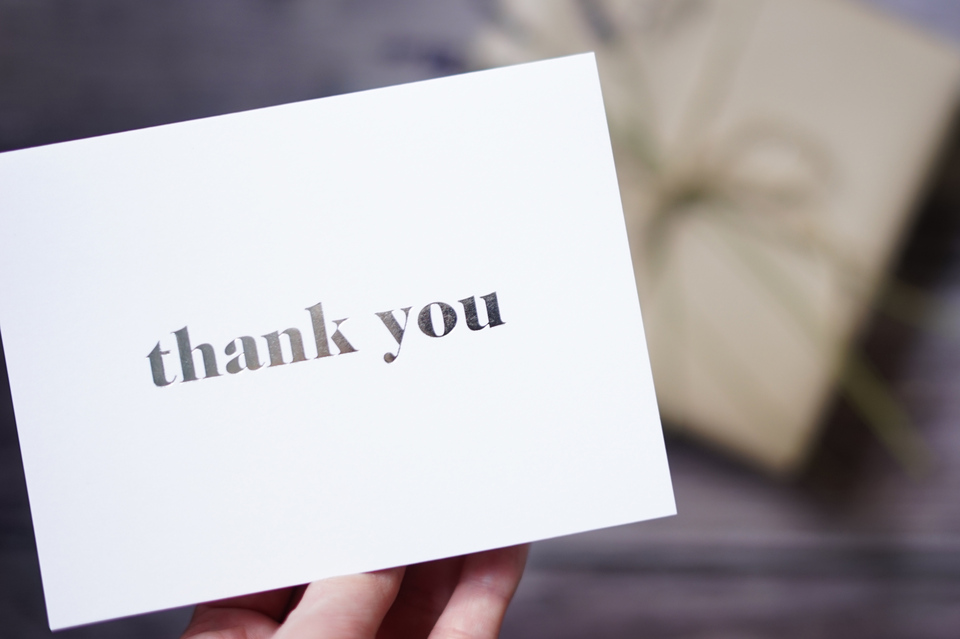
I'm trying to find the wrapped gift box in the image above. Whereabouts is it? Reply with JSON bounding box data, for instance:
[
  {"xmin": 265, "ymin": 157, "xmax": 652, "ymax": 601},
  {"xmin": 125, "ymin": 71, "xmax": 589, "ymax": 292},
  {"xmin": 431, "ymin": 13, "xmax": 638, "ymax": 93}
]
[{"xmin": 473, "ymin": 0, "xmax": 960, "ymax": 474}]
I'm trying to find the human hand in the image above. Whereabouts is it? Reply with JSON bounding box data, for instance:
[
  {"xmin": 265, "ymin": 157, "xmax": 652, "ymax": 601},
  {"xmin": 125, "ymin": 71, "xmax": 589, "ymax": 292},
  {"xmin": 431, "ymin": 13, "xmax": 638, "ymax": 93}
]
[{"xmin": 180, "ymin": 544, "xmax": 529, "ymax": 639}]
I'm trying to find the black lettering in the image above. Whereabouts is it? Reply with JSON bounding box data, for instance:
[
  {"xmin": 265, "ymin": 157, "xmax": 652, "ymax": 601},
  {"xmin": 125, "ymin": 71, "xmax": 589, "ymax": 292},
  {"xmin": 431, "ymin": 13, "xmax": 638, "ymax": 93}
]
[
  {"xmin": 306, "ymin": 302, "xmax": 333, "ymax": 359},
  {"xmin": 263, "ymin": 328, "xmax": 307, "ymax": 367},
  {"xmin": 225, "ymin": 336, "xmax": 262, "ymax": 374},
  {"xmin": 480, "ymin": 292, "xmax": 505, "ymax": 327},
  {"xmin": 459, "ymin": 292, "xmax": 505, "ymax": 331},
  {"xmin": 146, "ymin": 342, "xmax": 176, "ymax": 386},
  {"xmin": 330, "ymin": 318, "xmax": 357, "ymax": 354},
  {"xmin": 174, "ymin": 326, "xmax": 220, "ymax": 381},
  {"xmin": 418, "ymin": 302, "xmax": 457, "ymax": 338},
  {"xmin": 375, "ymin": 307, "xmax": 412, "ymax": 363}
]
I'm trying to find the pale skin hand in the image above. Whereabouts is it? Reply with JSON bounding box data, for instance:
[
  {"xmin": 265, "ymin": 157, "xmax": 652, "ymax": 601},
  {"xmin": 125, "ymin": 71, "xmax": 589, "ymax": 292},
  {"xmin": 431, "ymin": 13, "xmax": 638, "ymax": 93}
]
[{"xmin": 180, "ymin": 544, "xmax": 529, "ymax": 639}]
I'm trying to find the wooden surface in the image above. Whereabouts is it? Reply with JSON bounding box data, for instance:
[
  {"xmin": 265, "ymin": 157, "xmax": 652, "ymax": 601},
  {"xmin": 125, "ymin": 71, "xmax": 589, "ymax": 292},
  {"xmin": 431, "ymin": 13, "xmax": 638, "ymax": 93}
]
[
  {"xmin": 2, "ymin": 1, "xmax": 960, "ymax": 637},
  {"xmin": 501, "ymin": 108, "xmax": 960, "ymax": 636}
]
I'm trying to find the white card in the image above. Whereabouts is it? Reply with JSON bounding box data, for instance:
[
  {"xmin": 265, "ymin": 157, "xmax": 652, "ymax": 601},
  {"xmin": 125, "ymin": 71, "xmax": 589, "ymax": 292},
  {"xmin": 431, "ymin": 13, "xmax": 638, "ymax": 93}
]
[{"xmin": 0, "ymin": 53, "xmax": 674, "ymax": 630}]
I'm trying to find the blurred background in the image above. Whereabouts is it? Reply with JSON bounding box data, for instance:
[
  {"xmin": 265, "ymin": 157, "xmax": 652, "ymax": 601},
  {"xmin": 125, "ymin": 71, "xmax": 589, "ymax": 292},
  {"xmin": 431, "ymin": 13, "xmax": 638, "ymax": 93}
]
[{"xmin": 3, "ymin": 0, "xmax": 960, "ymax": 636}]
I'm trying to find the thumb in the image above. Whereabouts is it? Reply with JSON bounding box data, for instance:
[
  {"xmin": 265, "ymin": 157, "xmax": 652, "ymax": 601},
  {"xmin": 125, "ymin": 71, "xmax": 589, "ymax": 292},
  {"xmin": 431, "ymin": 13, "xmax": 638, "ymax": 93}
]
[{"xmin": 274, "ymin": 567, "xmax": 405, "ymax": 639}]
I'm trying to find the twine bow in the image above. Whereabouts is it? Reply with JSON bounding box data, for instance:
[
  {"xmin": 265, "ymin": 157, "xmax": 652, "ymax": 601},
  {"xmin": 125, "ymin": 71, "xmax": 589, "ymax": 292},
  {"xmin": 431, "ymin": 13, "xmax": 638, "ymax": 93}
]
[{"xmin": 486, "ymin": 0, "xmax": 933, "ymax": 473}]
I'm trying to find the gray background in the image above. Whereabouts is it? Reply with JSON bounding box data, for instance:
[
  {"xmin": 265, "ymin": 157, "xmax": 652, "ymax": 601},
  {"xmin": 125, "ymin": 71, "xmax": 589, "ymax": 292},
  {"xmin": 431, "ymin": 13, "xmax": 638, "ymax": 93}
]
[{"xmin": 3, "ymin": 1, "xmax": 960, "ymax": 637}]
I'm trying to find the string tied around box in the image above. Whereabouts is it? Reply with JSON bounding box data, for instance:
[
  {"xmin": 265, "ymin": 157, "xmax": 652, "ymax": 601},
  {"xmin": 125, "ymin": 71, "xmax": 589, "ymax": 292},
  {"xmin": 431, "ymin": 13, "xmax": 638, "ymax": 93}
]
[{"xmin": 487, "ymin": 0, "xmax": 940, "ymax": 474}]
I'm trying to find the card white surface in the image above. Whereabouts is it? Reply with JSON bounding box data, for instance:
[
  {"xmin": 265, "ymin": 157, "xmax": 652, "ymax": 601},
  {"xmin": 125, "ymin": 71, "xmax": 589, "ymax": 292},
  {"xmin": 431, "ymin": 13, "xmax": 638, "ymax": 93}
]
[{"xmin": 0, "ymin": 53, "xmax": 674, "ymax": 630}]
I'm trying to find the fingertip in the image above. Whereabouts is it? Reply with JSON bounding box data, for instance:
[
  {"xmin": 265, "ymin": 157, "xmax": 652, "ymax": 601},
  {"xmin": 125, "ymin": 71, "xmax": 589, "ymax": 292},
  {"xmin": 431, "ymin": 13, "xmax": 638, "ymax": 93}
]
[
  {"xmin": 428, "ymin": 544, "xmax": 530, "ymax": 639},
  {"xmin": 461, "ymin": 544, "xmax": 530, "ymax": 594},
  {"xmin": 181, "ymin": 605, "xmax": 280, "ymax": 639},
  {"xmin": 275, "ymin": 567, "xmax": 405, "ymax": 639}
]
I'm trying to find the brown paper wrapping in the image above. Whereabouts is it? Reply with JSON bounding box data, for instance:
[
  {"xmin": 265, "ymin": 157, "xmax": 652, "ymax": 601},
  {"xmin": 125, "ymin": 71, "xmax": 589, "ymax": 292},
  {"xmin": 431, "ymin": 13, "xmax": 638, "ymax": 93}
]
[{"xmin": 473, "ymin": 0, "xmax": 960, "ymax": 474}]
